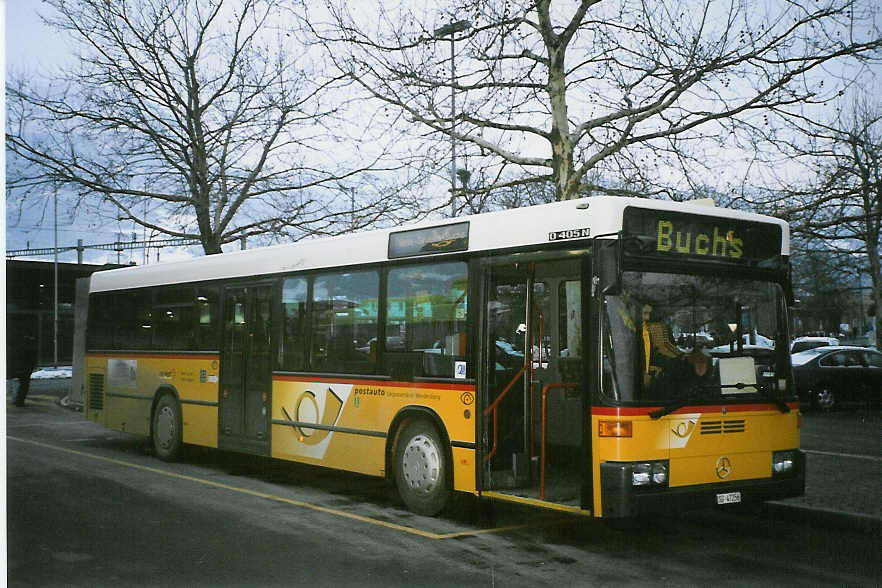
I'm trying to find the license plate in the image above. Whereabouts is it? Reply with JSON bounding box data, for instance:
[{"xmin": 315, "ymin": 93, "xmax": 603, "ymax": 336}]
[{"xmin": 716, "ymin": 491, "xmax": 742, "ymax": 505}]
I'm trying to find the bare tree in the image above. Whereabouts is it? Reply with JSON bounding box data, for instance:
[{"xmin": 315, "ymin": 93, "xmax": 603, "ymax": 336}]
[
  {"xmin": 302, "ymin": 0, "xmax": 881, "ymax": 205},
  {"xmin": 747, "ymin": 96, "xmax": 882, "ymax": 347},
  {"xmin": 6, "ymin": 0, "xmax": 410, "ymax": 255}
]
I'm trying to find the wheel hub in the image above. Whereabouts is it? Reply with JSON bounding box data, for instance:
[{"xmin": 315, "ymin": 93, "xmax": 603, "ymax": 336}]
[
  {"xmin": 155, "ymin": 406, "xmax": 176, "ymax": 450},
  {"xmin": 401, "ymin": 434, "xmax": 441, "ymax": 494}
]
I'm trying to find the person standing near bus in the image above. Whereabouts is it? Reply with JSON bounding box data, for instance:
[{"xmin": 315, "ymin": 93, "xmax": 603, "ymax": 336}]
[{"xmin": 10, "ymin": 334, "xmax": 38, "ymax": 407}]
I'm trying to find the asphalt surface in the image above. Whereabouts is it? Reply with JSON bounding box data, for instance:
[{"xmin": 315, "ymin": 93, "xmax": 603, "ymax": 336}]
[
  {"xmin": 765, "ymin": 409, "xmax": 881, "ymax": 536},
  {"xmin": 6, "ymin": 376, "xmax": 881, "ymax": 537}
]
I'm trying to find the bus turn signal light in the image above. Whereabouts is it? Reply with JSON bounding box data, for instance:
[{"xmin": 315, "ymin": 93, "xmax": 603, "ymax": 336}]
[{"xmin": 599, "ymin": 420, "xmax": 632, "ymax": 437}]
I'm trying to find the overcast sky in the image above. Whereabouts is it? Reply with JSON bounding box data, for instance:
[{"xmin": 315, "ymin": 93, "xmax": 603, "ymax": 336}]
[
  {"xmin": 6, "ymin": 1, "xmax": 71, "ymax": 70},
  {"xmin": 4, "ymin": 2, "xmax": 213, "ymax": 265}
]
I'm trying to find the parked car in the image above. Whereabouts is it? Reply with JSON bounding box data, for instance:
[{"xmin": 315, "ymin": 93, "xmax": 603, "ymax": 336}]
[
  {"xmin": 791, "ymin": 346, "xmax": 882, "ymax": 410},
  {"xmin": 708, "ymin": 333, "xmax": 775, "ymax": 357},
  {"xmin": 790, "ymin": 336, "xmax": 839, "ymax": 354}
]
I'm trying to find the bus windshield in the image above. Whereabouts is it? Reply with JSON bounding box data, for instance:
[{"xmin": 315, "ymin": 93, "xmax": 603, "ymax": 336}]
[{"xmin": 603, "ymin": 271, "xmax": 788, "ymax": 406}]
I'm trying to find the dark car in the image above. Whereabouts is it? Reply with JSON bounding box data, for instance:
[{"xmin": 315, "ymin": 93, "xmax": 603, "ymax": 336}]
[{"xmin": 791, "ymin": 346, "xmax": 882, "ymax": 410}]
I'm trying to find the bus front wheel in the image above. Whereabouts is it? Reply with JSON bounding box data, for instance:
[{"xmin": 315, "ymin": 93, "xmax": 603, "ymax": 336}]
[
  {"xmin": 394, "ymin": 419, "xmax": 450, "ymax": 516},
  {"xmin": 152, "ymin": 394, "xmax": 182, "ymax": 461}
]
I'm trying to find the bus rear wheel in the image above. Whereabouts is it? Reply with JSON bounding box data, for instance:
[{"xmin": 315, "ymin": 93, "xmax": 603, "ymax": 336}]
[
  {"xmin": 394, "ymin": 419, "xmax": 450, "ymax": 516},
  {"xmin": 152, "ymin": 394, "xmax": 182, "ymax": 461}
]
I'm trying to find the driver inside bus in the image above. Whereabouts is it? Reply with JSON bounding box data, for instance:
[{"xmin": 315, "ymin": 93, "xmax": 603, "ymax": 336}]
[
  {"xmin": 640, "ymin": 303, "xmax": 708, "ymax": 391},
  {"xmin": 641, "ymin": 304, "xmax": 680, "ymax": 386}
]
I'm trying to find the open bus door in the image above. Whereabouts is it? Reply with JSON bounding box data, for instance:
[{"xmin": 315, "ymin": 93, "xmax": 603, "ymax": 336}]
[{"xmin": 480, "ymin": 256, "xmax": 591, "ymax": 511}]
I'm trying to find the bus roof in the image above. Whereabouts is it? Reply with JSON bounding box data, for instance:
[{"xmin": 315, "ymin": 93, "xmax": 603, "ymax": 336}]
[{"xmin": 89, "ymin": 196, "xmax": 790, "ymax": 293}]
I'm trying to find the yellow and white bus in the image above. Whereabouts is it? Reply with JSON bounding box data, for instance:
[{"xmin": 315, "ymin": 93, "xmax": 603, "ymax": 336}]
[{"xmin": 82, "ymin": 196, "xmax": 804, "ymax": 517}]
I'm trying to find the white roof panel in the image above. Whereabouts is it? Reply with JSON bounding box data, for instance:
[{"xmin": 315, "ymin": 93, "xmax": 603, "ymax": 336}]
[{"xmin": 89, "ymin": 196, "xmax": 790, "ymax": 293}]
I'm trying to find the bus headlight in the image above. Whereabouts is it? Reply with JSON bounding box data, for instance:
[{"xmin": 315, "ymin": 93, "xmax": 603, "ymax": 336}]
[
  {"xmin": 652, "ymin": 461, "xmax": 668, "ymax": 485},
  {"xmin": 632, "ymin": 463, "xmax": 651, "ymax": 486},
  {"xmin": 631, "ymin": 460, "xmax": 668, "ymax": 487},
  {"xmin": 772, "ymin": 451, "xmax": 794, "ymax": 475}
]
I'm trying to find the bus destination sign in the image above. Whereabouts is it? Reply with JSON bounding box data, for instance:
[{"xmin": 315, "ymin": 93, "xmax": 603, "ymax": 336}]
[
  {"xmin": 622, "ymin": 207, "xmax": 782, "ymax": 265},
  {"xmin": 388, "ymin": 222, "xmax": 470, "ymax": 259}
]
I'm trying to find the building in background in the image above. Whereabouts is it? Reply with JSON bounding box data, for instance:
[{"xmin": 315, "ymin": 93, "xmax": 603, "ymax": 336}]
[{"xmin": 6, "ymin": 260, "xmax": 127, "ymax": 366}]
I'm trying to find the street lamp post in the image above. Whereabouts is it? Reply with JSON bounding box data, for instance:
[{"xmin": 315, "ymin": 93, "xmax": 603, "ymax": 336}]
[
  {"xmin": 434, "ymin": 19, "xmax": 471, "ymax": 217},
  {"xmin": 53, "ymin": 189, "xmax": 59, "ymax": 367}
]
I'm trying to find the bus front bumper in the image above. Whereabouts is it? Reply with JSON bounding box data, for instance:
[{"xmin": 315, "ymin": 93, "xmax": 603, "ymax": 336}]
[{"xmin": 599, "ymin": 450, "xmax": 806, "ymax": 519}]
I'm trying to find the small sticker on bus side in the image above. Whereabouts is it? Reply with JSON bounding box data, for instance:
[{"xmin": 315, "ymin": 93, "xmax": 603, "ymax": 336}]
[{"xmin": 454, "ymin": 361, "xmax": 467, "ymax": 379}]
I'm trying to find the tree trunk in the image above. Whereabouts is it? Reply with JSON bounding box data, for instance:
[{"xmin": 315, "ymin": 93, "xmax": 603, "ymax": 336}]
[
  {"xmin": 547, "ymin": 47, "xmax": 576, "ymax": 201},
  {"xmin": 867, "ymin": 229, "xmax": 882, "ymax": 349},
  {"xmin": 202, "ymin": 238, "xmax": 223, "ymax": 255}
]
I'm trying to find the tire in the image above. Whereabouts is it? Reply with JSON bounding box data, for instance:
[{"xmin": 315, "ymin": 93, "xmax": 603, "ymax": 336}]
[
  {"xmin": 394, "ymin": 419, "xmax": 450, "ymax": 516},
  {"xmin": 812, "ymin": 387, "xmax": 835, "ymax": 411},
  {"xmin": 152, "ymin": 394, "xmax": 183, "ymax": 461}
]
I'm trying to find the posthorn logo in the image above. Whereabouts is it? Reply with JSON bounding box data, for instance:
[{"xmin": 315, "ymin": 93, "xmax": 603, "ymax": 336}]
[{"xmin": 715, "ymin": 456, "xmax": 733, "ymax": 479}]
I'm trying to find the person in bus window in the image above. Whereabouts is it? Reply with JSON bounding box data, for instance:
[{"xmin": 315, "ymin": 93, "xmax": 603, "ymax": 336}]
[{"xmin": 640, "ymin": 303, "xmax": 690, "ymax": 390}]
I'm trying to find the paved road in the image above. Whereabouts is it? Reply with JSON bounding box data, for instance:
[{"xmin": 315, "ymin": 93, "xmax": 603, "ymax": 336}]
[
  {"xmin": 769, "ymin": 410, "xmax": 881, "ymax": 528},
  {"xmin": 5, "ymin": 379, "xmax": 880, "ymax": 586},
  {"xmin": 8, "ymin": 376, "xmax": 881, "ymax": 525}
]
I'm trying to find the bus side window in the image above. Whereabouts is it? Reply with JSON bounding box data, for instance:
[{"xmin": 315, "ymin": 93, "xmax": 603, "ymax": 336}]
[
  {"xmin": 154, "ymin": 286, "xmax": 197, "ymax": 351},
  {"xmin": 385, "ymin": 261, "xmax": 468, "ymax": 380},
  {"xmin": 558, "ymin": 280, "xmax": 582, "ymax": 381},
  {"xmin": 280, "ymin": 277, "xmax": 308, "ymax": 371},
  {"xmin": 196, "ymin": 287, "xmax": 220, "ymax": 351},
  {"xmin": 310, "ymin": 271, "xmax": 378, "ymax": 375},
  {"xmin": 86, "ymin": 292, "xmax": 116, "ymax": 350},
  {"xmin": 114, "ymin": 289, "xmax": 153, "ymax": 350}
]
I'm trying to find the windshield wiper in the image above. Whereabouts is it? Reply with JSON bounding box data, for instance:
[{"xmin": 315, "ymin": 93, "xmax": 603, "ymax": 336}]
[
  {"xmin": 649, "ymin": 382, "xmax": 789, "ymax": 419},
  {"xmin": 720, "ymin": 382, "xmax": 790, "ymax": 414},
  {"xmin": 649, "ymin": 385, "xmax": 708, "ymax": 420},
  {"xmin": 721, "ymin": 382, "xmax": 790, "ymax": 414}
]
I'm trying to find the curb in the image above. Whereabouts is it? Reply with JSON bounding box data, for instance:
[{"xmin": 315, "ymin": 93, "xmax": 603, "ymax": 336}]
[{"xmin": 764, "ymin": 501, "xmax": 881, "ymax": 536}]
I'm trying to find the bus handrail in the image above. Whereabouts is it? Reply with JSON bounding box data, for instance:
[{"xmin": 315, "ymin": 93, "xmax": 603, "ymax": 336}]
[
  {"xmin": 483, "ymin": 363, "xmax": 528, "ymax": 462},
  {"xmin": 540, "ymin": 382, "xmax": 580, "ymax": 500},
  {"xmin": 486, "ymin": 303, "xmax": 543, "ymax": 464},
  {"xmin": 529, "ymin": 306, "xmax": 543, "ymax": 459}
]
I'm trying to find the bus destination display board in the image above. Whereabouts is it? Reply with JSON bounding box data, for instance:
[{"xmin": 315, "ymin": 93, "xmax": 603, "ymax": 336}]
[
  {"xmin": 622, "ymin": 207, "xmax": 782, "ymax": 265},
  {"xmin": 388, "ymin": 222, "xmax": 470, "ymax": 259}
]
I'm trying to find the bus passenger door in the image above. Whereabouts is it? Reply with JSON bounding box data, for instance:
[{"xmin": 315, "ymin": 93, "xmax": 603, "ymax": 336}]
[
  {"xmin": 480, "ymin": 259, "xmax": 587, "ymax": 509},
  {"xmin": 220, "ymin": 283, "xmax": 274, "ymax": 454}
]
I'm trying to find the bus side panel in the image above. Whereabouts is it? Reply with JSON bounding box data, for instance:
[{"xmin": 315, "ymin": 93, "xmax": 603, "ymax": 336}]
[
  {"xmin": 180, "ymin": 402, "xmax": 219, "ymax": 449},
  {"xmin": 84, "ymin": 354, "xmax": 109, "ymax": 427},
  {"xmin": 271, "ymin": 377, "xmax": 477, "ymax": 490},
  {"xmin": 153, "ymin": 356, "xmax": 220, "ymax": 449},
  {"xmin": 83, "ymin": 353, "xmax": 220, "ymax": 448},
  {"xmin": 84, "ymin": 354, "xmax": 150, "ymax": 435},
  {"xmin": 451, "ymin": 447, "xmax": 477, "ymax": 494}
]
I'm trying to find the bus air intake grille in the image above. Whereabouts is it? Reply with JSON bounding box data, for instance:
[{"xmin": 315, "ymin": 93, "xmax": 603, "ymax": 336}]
[
  {"xmin": 700, "ymin": 420, "xmax": 746, "ymax": 435},
  {"xmin": 88, "ymin": 373, "xmax": 105, "ymax": 410},
  {"xmin": 723, "ymin": 419, "xmax": 746, "ymax": 433}
]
